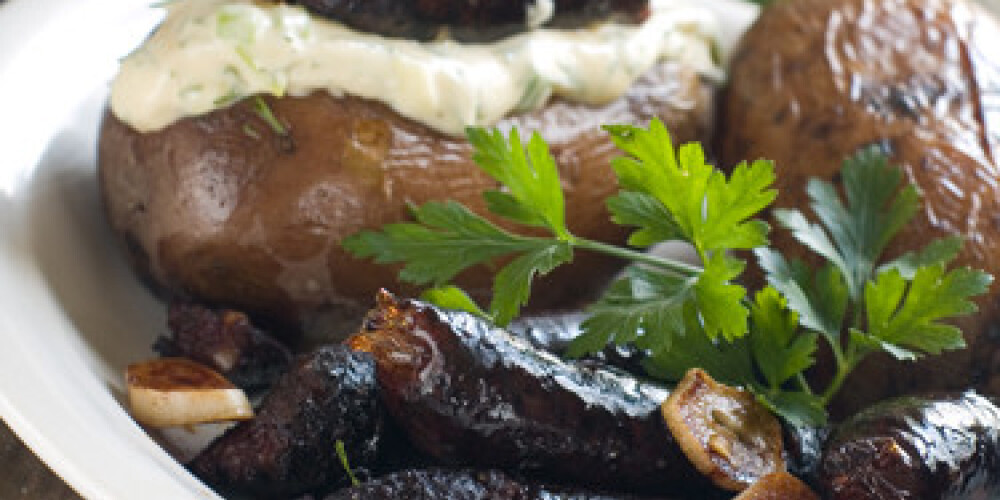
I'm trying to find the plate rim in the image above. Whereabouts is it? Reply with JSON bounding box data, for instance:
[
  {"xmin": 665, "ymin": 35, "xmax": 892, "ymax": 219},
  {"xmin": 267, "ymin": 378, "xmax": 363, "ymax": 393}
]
[{"xmin": 0, "ymin": 0, "xmax": 222, "ymax": 498}]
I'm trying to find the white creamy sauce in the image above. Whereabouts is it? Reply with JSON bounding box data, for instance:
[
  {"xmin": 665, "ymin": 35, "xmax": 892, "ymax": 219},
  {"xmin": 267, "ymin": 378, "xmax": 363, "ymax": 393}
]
[{"xmin": 111, "ymin": 0, "xmax": 728, "ymax": 135}]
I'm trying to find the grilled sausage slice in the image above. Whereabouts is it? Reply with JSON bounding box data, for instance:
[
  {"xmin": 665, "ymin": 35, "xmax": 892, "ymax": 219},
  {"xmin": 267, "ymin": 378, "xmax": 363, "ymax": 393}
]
[
  {"xmin": 818, "ymin": 391, "xmax": 1000, "ymax": 500},
  {"xmin": 154, "ymin": 302, "xmax": 291, "ymax": 393},
  {"xmin": 189, "ymin": 345, "xmax": 382, "ymax": 498},
  {"xmin": 324, "ymin": 468, "xmax": 679, "ymax": 500},
  {"xmin": 347, "ymin": 291, "xmax": 720, "ymax": 497}
]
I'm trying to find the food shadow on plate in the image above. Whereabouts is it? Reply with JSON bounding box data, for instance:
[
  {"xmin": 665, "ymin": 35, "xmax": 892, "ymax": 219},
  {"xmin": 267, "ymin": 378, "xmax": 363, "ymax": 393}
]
[{"xmin": 26, "ymin": 90, "xmax": 163, "ymax": 403}]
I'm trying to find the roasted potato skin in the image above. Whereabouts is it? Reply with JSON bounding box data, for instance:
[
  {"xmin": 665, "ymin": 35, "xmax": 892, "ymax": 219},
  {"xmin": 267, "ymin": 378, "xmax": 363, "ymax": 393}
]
[
  {"xmin": 99, "ymin": 62, "xmax": 713, "ymax": 338},
  {"xmin": 717, "ymin": 0, "xmax": 1000, "ymax": 415}
]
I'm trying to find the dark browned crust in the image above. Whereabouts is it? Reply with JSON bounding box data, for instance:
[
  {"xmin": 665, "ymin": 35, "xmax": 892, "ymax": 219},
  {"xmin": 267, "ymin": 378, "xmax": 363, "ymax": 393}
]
[
  {"xmin": 289, "ymin": 0, "xmax": 648, "ymax": 42},
  {"xmin": 347, "ymin": 292, "xmax": 720, "ymax": 497},
  {"xmin": 717, "ymin": 0, "xmax": 1000, "ymax": 415},
  {"xmin": 818, "ymin": 392, "xmax": 1000, "ymax": 500},
  {"xmin": 98, "ymin": 62, "xmax": 714, "ymax": 338},
  {"xmin": 781, "ymin": 421, "xmax": 827, "ymax": 483},
  {"xmin": 154, "ymin": 302, "xmax": 291, "ymax": 393},
  {"xmin": 323, "ymin": 468, "xmax": 679, "ymax": 500},
  {"xmin": 188, "ymin": 345, "xmax": 382, "ymax": 498}
]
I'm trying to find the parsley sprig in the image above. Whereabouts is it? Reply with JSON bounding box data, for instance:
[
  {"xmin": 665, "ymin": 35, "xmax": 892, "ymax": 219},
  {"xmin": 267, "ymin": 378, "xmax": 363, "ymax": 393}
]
[
  {"xmin": 343, "ymin": 121, "xmax": 991, "ymax": 426},
  {"xmin": 756, "ymin": 149, "xmax": 990, "ymax": 407}
]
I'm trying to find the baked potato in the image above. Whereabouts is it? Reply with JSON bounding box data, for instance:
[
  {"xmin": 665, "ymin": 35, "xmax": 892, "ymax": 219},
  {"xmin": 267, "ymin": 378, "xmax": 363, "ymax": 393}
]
[
  {"xmin": 717, "ymin": 0, "xmax": 1000, "ymax": 414},
  {"xmin": 99, "ymin": 61, "xmax": 714, "ymax": 339}
]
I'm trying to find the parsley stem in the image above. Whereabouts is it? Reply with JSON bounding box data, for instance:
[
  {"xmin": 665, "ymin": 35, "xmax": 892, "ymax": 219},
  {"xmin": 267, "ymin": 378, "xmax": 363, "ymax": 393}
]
[
  {"xmin": 820, "ymin": 372, "xmax": 844, "ymax": 405},
  {"xmin": 819, "ymin": 347, "xmax": 859, "ymax": 405},
  {"xmin": 796, "ymin": 373, "xmax": 814, "ymax": 396},
  {"xmin": 819, "ymin": 339, "xmax": 847, "ymax": 404},
  {"xmin": 572, "ymin": 238, "xmax": 702, "ymax": 277},
  {"xmin": 852, "ymin": 306, "xmax": 866, "ymax": 332}
]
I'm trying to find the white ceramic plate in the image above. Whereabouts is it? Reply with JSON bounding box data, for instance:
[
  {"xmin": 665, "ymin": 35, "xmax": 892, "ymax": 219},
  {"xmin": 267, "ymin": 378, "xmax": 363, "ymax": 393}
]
[
  {"xmin": 0, "ymin": 0, "xmax": 758, "ymax": 498},
  {"xmin": 2, "ymin": 0, "xmax": 1000, "ymax": 499},
  {"xmin": 0, "ymin": 0, "xmax": 220, "ymax": 498}
]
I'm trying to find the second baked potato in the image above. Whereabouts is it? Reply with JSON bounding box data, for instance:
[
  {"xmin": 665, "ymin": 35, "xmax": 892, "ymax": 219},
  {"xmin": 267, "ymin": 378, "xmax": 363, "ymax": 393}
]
[{"xmin": 718, "ymin": 0, "xmax": 1000, "ymax": 414}]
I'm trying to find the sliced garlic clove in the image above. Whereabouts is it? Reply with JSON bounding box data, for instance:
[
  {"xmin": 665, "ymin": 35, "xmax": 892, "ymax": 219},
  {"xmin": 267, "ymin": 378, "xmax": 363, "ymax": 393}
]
[
  {"xmin": 126, "ymin": 358, "xmax": 253, "ymax": 428},
  {"xmin": 662, "ymin": 368, "xmax": 784, "ymax": 491},
  {"xmin": 734, "ymin": 471, "xmax": 819, "ymax": 500}
]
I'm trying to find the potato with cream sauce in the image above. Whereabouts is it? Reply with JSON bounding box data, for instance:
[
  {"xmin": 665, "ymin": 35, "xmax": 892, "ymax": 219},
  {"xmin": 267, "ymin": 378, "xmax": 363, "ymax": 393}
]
[{"xmin": 99, "ymin": 0, "xmax": 755, "ymax": 337}]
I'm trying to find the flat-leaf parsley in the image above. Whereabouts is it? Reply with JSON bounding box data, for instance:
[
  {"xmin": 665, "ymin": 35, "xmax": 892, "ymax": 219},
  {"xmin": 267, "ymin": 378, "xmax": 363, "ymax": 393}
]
[{"xmin": 343, "ymin": 121, "xmax": 991, "ymax": 425}]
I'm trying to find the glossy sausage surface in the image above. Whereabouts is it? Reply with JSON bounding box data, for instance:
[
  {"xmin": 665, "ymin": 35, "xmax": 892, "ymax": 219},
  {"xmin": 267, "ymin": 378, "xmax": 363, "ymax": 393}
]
[
  {"xmin": 818, "ymin": 391, "xmax": 1000, "ymax": 499},
  {"xmin": 348, "ymin": 292, "xmax": 717, "ymax": 497},
  {"xmin": 507, "ymin": 311, "xmax": 646, "ymax": 374}
]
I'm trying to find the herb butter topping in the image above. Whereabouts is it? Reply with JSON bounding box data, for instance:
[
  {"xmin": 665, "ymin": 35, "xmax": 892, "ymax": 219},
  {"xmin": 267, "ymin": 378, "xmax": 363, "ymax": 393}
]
[{"xmin": 112, "ymin": 0, "xmax": 726, "ymax": 135}]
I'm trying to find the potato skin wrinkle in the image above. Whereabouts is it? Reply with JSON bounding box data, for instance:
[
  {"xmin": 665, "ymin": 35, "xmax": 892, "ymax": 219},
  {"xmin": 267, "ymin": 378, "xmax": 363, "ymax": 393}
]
[
  {"xmin": 99, "ymin": 62, "xmax": 713, "ymax": 338},
  {"xmin": 717, "ymin": 0, "xmax": 1000, "ymax": 415}
]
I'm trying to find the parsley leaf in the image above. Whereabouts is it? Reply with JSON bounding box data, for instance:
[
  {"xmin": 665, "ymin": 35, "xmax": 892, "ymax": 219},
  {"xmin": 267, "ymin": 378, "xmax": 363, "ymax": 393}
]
[
  {"xmin": 603, "ymin": 120, "xmax": 776, "ymax": 258},
  {"xmin": 607, "ymin": 191, "xmax": 683, "ymax": 247},
  {"xmin": 695, "ymin": 254, "xmax": 749, "ymax": 341},
  {"xmin": 569, "ymin": 252, "xmax": 747, "ymax": 358},
  {"xmin": 878, "ymin": 236, "xmax": 963, "ymax": 279},
  {"xmin": 344, "ymin": 200, "xmax": 572, "ymax": 325},
  {"xmin": 343, "ymin": 200, "xmax": 540, "ymax": 286},
  {"xmin": 755, "ymin": 248, "xmax": 848, "ymax": 343},
  {"xmin": 467, "ymin": 128, "xmax": 570, "ymax": 239},
  {"xmin": 698, "ymin": 157, "xmax": 777, "ymax": 253},
  {"xmin": 345, "ymin": 128, "xmax": 585, "ymax": 325},
  {"xmin": 420, "ymin": 286, "xmax": 490, "ymax": 319},
  {"xmin": 754, "ymin": 391, "xmax": 826, "ymax": 428},
  {"xmin": 749, "ymin": 287, "xmax": 818, "ymax": 389},
  {"xmin": 863, "ymin": 265, "xmax": 991, "ymax": 359},
  {"xmin": 568, "ymin": 266, "xmax": 695, "ymax": 358},
  {"xmin": 586, "ymin": 119, "xmax": 774, "ymax": 349},
  {"xmin": 491, "ymin": 241, "xmax": 573, "ymax": 325},
  {"xmin": 642, "ymin": 325, "xmax": 755, "ymax": 386},
  {"xmin": 774, "ymin": 147, "xmax": 919, "ymax": 301},
  {"xmin": 738, "ymin": 287, "xmax": 826, "ymax": 427}
]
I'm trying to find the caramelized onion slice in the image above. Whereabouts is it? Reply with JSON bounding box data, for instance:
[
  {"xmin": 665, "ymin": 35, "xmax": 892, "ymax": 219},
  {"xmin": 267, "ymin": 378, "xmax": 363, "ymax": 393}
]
[
  {"xmin": 662, "ymin": 368, "xmax": 784, "ymax": 491},
  {"xmin": 734, "ymin": 471, "xmax": 819, "ymax": 500},
  {"xmin": 126, "ymin": 358, "xmax": 253, "ymax": 428}
]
